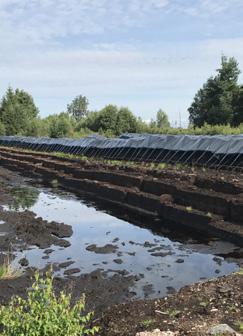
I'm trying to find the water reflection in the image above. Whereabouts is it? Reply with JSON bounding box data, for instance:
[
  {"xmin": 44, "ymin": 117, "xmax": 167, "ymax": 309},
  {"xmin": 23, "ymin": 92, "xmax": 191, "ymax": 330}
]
[
  {"xmin": 12, "ymin": 188, "xmax": 240, "ymax": 300},
  {"xmin": 10, "ymin": 187, "xmax": 39, "ymax": 211}
]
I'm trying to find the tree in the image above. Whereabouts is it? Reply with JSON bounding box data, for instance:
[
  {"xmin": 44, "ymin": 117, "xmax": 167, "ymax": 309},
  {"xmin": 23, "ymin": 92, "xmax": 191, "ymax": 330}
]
[
  {"xmin": 0, "ymin": 87, "xmax": 39, "ymax": 135},
  {"xmin": 116, "ymin": 107, "xmax": 137, "ymax": 135},
  {"xmin": 67, "ymin": 95, "xmax": 89, "ymax": 121},
  {"xmin": 80, "ymin": 111, "xmax": 100, "ymax": 132},
  {"xmin": 232, "ymin": 85, "xmax": 243, "ymax": 126},
  {"xmin": 156, "ymin": 109, "xmax": 170, "ymax": 128},
  {"xmin": 188, "ymin": 56, "xmax": 241, "ymax": 126},
  {"xmin": 48, "ymin": 113, "xmax": 73, "ymax": 138},
  {"xmin": 0, "ymin": 122, "xmax": 5, "ymax": 135},
  {"xmin": 96, "ymin": 105, "xmax": 118, "ymax": 133}
]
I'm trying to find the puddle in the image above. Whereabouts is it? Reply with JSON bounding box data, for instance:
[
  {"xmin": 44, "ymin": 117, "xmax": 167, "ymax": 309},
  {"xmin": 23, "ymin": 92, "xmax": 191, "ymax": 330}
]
[
  {"xmin": 9, "ymin": 187, "xmax": 39, "ymax": 211},
  {"xmin": 8, "ymin": 186, "xmax": 240, "ymax": 299}
]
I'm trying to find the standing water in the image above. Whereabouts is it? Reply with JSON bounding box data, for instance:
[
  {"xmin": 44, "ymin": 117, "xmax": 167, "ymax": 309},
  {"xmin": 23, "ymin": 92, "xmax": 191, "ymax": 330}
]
[{"xmin": 7, "ymin": 185, "xmax": 240, "ymax": 299}]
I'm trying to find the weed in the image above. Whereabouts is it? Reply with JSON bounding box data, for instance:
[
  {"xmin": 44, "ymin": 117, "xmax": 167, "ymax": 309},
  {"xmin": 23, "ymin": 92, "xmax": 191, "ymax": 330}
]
[
  {"xmin": 0, "ymin": 270, "xmax": 99, "ymax": 335},
  {"xmin": 50, "ymin": 179, "xmax": 59, "ymax": 188},
  {"xmin": 140, "ymin": 319, "xmax": 155, "ymax": 328},
  {"xmin": 0, "ymin": 256, "xmax": 21, "ymax": 280},
  {"xmin": 236, "ymin": 268, "xmax": 243, "ymax": 275},
  {"xmin": 235, "ymin": 321, "xmax": 243, "ymax": 332},
  {"xmin": 164, "ymin": 309, "xmax": 181, "ymax": 318}
]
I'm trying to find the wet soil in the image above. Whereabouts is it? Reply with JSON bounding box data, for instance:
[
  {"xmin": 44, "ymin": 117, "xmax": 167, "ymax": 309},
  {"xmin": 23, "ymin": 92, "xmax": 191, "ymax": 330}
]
[
  {"xmin": 0, "ymin": 170, "xmax": 72, "ymax": 250},
  {"xmin": 99, "ymin": 271, "xmax": 243, "ymax": 336},
  {"xmin": 0, "ymin": 162, "xmax": 242, "ymax": 335},
  {"xmin": 0, "ymin": 267, "xmax": 136, "ymax": 314},
  {"xmin": 0, "ymin": 167, "xmax": 139, "ymax": 312}
]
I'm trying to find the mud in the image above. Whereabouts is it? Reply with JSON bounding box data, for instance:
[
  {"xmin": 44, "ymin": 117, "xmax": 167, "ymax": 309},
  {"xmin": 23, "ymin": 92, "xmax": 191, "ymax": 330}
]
[
  {"xmin": 99, "ymin": 272, "xmax": 243, "ymax": 336},
  {"xmin": 0, "ymin": 267, "xmax": 136, "ymax": 314},
  {"xmin": 86, "ymin": 244, "xmax": 118, "ymax": 254},
  {"xmin": 0, "ymin": 167, "xmax": 72, "ymax": 251}
]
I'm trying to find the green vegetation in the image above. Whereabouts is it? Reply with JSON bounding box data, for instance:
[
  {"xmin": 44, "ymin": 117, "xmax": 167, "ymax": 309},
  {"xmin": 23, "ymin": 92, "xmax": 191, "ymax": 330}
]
[
  {"xmin": 189, "ymin": 56, "xmax": 242, "ymax": 127},
  {"xmin": 0, "ymin": 270, "xmax": 99, "ymax": 336},
  {"xmin": 165, "ymin": 309, "xmax": 181, "ymax": 318},
  {"xmin": 139, "ymin": 319, "xmax": 155, "ymax": 328},
  {"xmin": 0, "ymin": 56, "xmax": 243, "ymax": 138},
  {"xmin": 0, "ymin": 87, "xmax": 38, "ymax": 136},
  {"xmin": 0, "ymin": 256, "xmax": 20, "ymax": 280},
  {"xmin": 10, "ymin": 187, "xmax": 39, "ymax": 211},
  {"xmin": 237, "ymin": 322, "xmax": 243, "ymax": 332},
  {"xmin": 67, "ymin": 95, "xmax": 89, "ymax": 121}
]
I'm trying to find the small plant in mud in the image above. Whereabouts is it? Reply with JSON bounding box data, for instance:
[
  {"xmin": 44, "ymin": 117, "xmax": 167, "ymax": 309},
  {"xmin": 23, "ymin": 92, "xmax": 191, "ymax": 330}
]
[
  {"xmin": 237, "ymin": 321, "xmax": 243, "ymax": 332},
  {"xmin": 0, "ymin": 270, "xmax": 99, "ymax": 336},
  {"xmin": 165, "ymin": 308, "xmax": 181, "ymax": 318},
  {"xmin": 186, "ymin": 206, "xmax": 193, "ymax": 212},
  {"xmin": 236, "ymin": 268, "xmax": 243, "ymax": 275},
  {"xmin": 50, "ymin": 179, "xmax": 59, "ymax": 188},
  {"xmin": 140, "ymin": 319, "xmax": 155, "ymax": 328},
  {"xmin": 0, "ymin": 256, "xmax": 20, "ymax": 280}
]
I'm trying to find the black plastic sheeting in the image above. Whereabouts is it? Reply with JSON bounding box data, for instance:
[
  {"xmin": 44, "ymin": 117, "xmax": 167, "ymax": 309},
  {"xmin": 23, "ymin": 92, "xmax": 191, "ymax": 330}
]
[{"xmin": 0, "ymin": 134, "xmax": 243, "ymax": 169}]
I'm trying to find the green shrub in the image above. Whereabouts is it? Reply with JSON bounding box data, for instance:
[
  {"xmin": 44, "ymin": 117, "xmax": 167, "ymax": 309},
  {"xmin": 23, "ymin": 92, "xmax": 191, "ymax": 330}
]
[{"xmin": 0, "ymin": 270, "xmax": 99, "ymax": 336}]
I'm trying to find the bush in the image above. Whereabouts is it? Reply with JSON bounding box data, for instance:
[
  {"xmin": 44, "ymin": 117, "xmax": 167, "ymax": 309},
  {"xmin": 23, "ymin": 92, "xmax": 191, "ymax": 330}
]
[{"xmin": 0, "ymin": 270, "xmax": 99, "ymax": 336}]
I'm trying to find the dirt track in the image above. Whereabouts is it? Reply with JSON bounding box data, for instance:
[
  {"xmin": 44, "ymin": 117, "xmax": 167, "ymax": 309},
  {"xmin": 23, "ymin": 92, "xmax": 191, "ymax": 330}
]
[{"xmin": 0, "ymin": 147, "xmax": 243, "ymax": 246}]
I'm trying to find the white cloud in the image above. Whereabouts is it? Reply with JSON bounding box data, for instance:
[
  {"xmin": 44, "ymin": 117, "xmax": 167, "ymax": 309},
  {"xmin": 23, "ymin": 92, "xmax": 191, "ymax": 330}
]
[
  {"xmin": 0, "ymin": 0, "xmax": 170, "ymax": 46},
  {"xmin": 180, "ymin": 0, "xmax": 243, "ymax": 17},
  {"xmin": 1, "ymin": 36, "xmax": 242, "ymax": 124},
  {"xmin": 0, "ymin": 0, "xmax": 243, "ymax": 125}
]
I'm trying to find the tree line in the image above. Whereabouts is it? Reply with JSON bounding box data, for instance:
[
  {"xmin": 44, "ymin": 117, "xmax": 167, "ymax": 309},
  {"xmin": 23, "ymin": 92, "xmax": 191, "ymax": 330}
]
[
  {"xmin": 0, "ymin": 56, "xmax": 242, "ymax": 138},
  {"xmin": 0, "ymin": 89, "xmax": 170, "ymax": 138}
]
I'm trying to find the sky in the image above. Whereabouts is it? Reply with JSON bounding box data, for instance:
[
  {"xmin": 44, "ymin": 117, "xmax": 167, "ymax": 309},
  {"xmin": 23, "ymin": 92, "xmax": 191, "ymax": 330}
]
[{"xmin": 0, "ymin": 0, "xmax": 243, "ymax": 126}]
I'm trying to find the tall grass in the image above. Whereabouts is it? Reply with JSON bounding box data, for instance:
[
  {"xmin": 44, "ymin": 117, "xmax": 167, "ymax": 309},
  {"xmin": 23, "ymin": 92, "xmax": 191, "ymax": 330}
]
[{"xmin": 0, "ymin": 256, "xmax": 21, "ymax": 280}]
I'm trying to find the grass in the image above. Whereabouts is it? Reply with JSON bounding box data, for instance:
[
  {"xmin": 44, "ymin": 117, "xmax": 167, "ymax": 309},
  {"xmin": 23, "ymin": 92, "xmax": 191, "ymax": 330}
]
[
  {"xmin": 140, "ymin": 319, "xmax": 155, "ymax": 328},
  {"xmin": 0, "ymin": 256, "xmax": 21, "ymax": 280},
  {"xmin": 165, "ymin": 309, "xmax": 181, "ymax": 318},
  {"xmin": 236, "ymin": 268, "xmax": 243, "ymax": 275},
  {"xmin": 238, "ymin": 322, "xmax": 243, "ymax": 332}
]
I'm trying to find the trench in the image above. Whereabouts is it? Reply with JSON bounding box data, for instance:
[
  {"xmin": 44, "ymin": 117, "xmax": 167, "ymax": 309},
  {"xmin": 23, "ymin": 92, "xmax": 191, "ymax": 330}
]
[
  {"xmin": 0, "ymin": 149, "xmax": 243, "ymax": 307},
  {"xmin": 2, "ymin": 181, "xmax": 242, "ymax": 301},
  {"xmin": 0, "ymin": 147, "xmax": 243, "ymax": 246}
]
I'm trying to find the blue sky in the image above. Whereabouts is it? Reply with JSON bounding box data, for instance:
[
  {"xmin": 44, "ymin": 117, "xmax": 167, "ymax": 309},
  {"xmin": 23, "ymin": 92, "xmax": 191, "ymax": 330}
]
[{"xmin": 0, "ymin": 0, "xmax": 243, "ymax": 126}]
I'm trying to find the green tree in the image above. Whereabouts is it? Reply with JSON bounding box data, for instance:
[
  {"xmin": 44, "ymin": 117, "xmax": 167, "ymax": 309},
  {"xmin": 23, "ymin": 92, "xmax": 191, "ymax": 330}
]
[
  {"xmin": 0, "ymin": 87, "xmax": 39, "ymax": 135},
  {"xmin": 80, "ymin": 111, "xmax": 100, "ymax": 132},
  {"xmin": 156, "ymin": 109, "xmax": 170, "ymax": 128},
  {"xmin": 0, "ymin": 121, "xmax": 5, "ymax": 135},
  {"xmin": 67, "ymin": 95, "xmax": 89, "ymax": 121},
  {"xmin": 48, "ymin": 113, "xmax": 73, "ymax": 138},
  {"xmin": 116, "ymin": 107, "xmax": 137, "ymax": 135},
  {"xmin": 188, "ymin": 56, "xmax": 241, "ymax": 126},
  {"xmin": 24, "ymin": 117, "xmax": 50, "ymax": 137},
  {"xmin": 232, "ymin": 85, "xmax": 243, "ymax": 126},
  {"xmin": 96, "ymin": 104, "xmax": 118, "ymax": 133}
]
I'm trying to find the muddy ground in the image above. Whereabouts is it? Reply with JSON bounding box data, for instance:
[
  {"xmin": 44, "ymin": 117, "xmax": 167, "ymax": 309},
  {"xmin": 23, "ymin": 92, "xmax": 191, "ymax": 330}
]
[
  {"xmin": 100, "ymin": 271, "xmax": 243, "ymax": 335},
  {"xmin": 0, "ymin": 167, "xmax": 137, "ymax": 314},
  {"xmin": 0, "ymin": 165, "xmax": 242, "ymax": 335}
]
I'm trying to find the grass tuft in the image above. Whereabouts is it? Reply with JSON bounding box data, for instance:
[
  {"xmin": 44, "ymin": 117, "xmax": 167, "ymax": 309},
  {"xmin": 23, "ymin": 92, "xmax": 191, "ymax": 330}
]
[{"xmin": 0, "ymin": 256, "xmax": 21, "ymax": 280}]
